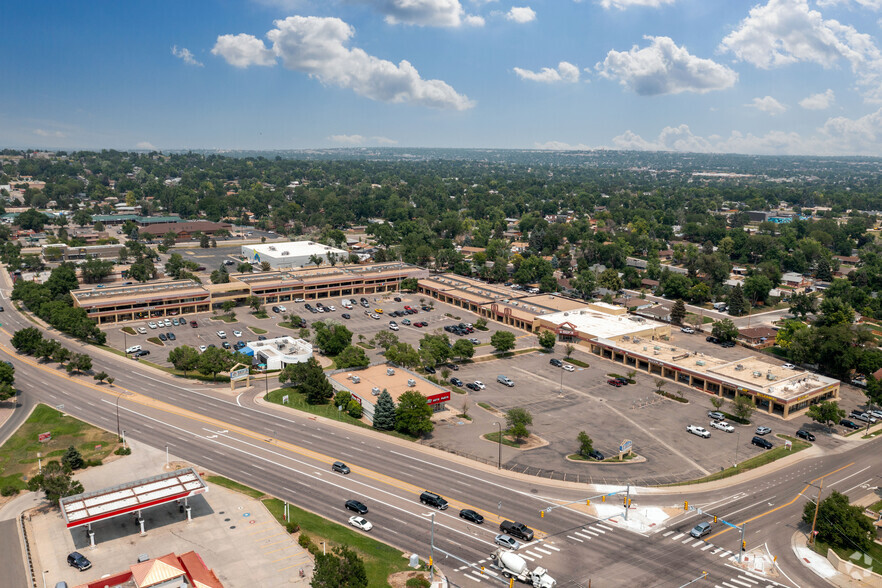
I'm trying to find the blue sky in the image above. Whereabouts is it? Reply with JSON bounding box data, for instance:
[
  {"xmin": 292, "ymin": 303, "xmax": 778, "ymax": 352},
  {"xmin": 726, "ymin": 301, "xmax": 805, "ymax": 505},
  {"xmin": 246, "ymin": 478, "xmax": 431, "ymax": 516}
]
[{"xmin": 4, "ymin": 0, "xmax": 882, "ymax": 155}]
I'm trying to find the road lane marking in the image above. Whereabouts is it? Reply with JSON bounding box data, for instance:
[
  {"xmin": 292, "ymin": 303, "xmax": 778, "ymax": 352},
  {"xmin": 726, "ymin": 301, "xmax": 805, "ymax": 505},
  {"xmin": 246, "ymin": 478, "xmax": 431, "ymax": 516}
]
[
  {"xmin": 663, "ymin": 531, "xmax": 674, "ymax": 537},
  {"xmin": 573, "ymin": 532, "xmax": 593, "ymax": 540},
  {"xmin": 671, "ymin": 533, "xmax": 685, "ymax": 540},
  {"xmin": 691, "ymin": 540, "xmax": 704, "ymax": 547},
  {"xmin": 701, "ymin": 544, "xmax": 713, "ymax": 551},
  {"xmin": 729, "ymin": 579, "xmax": 753, "ymax": 587},
  {"xmin": 567, "ymin": 535, "xmax": 584, "ymax": 542},
  {"xmin": 735, "ymin": 575, "xmax": 759, "ymax": 584},
  {"xmin": 844, "ymin": 477, "xmax": 873, "ymax": 494},
  {"xmin": 828, "ymin": 465, "xmax": 871, "ymax": 488},
  {"xmin": 543, "ymin": 544, "xmax": 560, "ymax": 551}
]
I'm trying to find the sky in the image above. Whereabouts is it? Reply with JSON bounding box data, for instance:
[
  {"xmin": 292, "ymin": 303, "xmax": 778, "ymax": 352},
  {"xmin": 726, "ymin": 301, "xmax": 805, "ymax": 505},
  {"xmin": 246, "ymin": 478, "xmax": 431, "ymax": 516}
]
[{"xmin": 5, "ymin": 0, "xmax": 882, "ymax": 156}]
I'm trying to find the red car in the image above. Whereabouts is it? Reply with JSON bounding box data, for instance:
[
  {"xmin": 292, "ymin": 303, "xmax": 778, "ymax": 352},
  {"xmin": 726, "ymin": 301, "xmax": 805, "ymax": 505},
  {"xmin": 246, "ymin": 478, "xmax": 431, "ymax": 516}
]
[
  {"xmin": 607, "ymin": 379, "xmax": 623, "ymax": 387},
  {"xmin": 414, "ymin": 322, "xmax": 424, "ymax": 327},
  {"xmin": 404, "ymin": 305, "xmax": 413, "ymax": 311}
]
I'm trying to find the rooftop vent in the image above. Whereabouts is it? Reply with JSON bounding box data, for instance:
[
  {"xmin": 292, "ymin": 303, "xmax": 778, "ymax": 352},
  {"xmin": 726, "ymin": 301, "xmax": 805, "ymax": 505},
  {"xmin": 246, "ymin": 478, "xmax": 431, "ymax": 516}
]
[
  {"xmin": 735, "ymin": 364, "xmax": 745, "ymax": 371},
  {"xmin": 407, "ymin": 378, "xmax": 416, "ymax": 387},
  {"xmin": 752, "ymin": 371, "xmax": 762, "ymax": 378},
  {"xmin": 351, "ymin": 375, "xmax": 361, "ymax": 384},
  {"xmin": 387, "ymin": 368, "xmax": 395, "ymax": 376},
  {"xmin": 372, "ymin": 387, "xmax": 381, "ymax": 396}
]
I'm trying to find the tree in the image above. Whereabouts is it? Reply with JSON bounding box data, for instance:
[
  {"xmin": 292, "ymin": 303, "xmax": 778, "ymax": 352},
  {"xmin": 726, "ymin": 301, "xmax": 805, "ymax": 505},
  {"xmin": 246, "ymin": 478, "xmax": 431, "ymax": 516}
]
[
  {"xmin": 395, "ymin": 390, "xmax": 434, "ymax": 437},
  {"xmin": 490, "ymin": 330, "xmax": 516, "ymax": 353},
  {"xmin": 711, "ymin": 318, "xmax": 738, "ymax": 342},
  {"xmin": 168, "ymin": 346, "xmax": 200, "ymax": 374},
  {"xmin": 314, "ymin": 323, "xmax": 353, "ymax": 356},
  {"xmin": 311, "ymin": 545, "xmax": 368, "ymax": 588},
  {"xmin": 62, "ymin": 446, "xmax": 85, "ymax": 470},
  {"xmin": 400, "ymin": 277, "xmax": 418, "ymax": 291},
  {"xmin": 371, "ymin": 330, "xmax": 399, "ymax": 352},
  {"xmin": 347, "ymin": 399, "xmax": 363, "ymax": 419},
  {"xmin": 334, "ymin": 390, "xmax": 351, "ymax": 409},
  {"xmin": 775, "ymin": 319, "xmax": 807, "ymax": 349},
  {"xmin": 418, "ymin": 333, "xmax": 452, "ymax": 367},
  {"xmin": 598, "ymin": 268, "xmax": 623, "ymax": 292},
  {"xmin": 210, "ymin": 267, "xmax": 230, "ymax": 284},
  {"xmin": 577, "ymin": 431, "xmax": 594, "ymax": 459},
  {"xmin": 237, "ymin": 262, "xmax": 253, "ymax": 273},
  {"xmin": 26, "ymin": 460, "xmax": 83, "ymax": 506},
  {"xmin": 802, "ymin": 491, "xmax": 875, "ymax": 551},
  {"xmin": 221, "ymin": 300, "xmax": 236, "ymax": 317},
  {"xmin": 565, "ymin": 343, "xmax": 575, "ymax": 358},
  {"xmin": 505, "ymin": 407, "xmax": 533, "ymax": 442},
  {"xmin": 335, "ymin": 345, "xmax": 369, "ymax": 369},
  {"xmin": 815, "ymin": 297, "xmax": 855, "ymax": 328},
  {"xmin": 385, "ymin": 342, "xmax": 420, "ymax": 368},
  {"xmin": 93, "ymin": 371, "xmax": 109, "ymax": 384},
  {"xmin": 261, "ymin": 261, "xmax": 271, "ymax": 272},
  {"xmin": 451, "ymin": 338, "xmax": 475, "ymax": 361},
  {"xmin": 727, "ymin": 284, "xmax": 747, "ymax": 317},
  {"xmin": 571, "ymin": 270, "xmax": 596, "ymax": 299},
  {"xmin": 66, "ymin": 353, "xmax": 92, "ymax": 374},
  {"xmin": 806, "ymin": 400, "xmax": 845, "ymax": 427},
  {"xmin": 373, "ymin": 390, "xmax": 396, "ymax": 431},
  {"xmin": 671, "ymin": 299, "xmax": 687, "ymax": 326},
  {"xmin": 80, "ymin": 258, "xmax": 114, "ymax": 284},
  {"xmin": 743, "ymin": 274, "xmax": 773, "ymax": 305},
  {"xmin": 15, "ymin": 208, "xmax": 49, "ymax": 231},
  {"xmin": 789, "ymin": 293, "xmax": 818, "ymax": 320},
  {"xmin": 688, "ymin": 282, "xmax": 711, "ymax": 305},
  {"xmin": 246, "ymin": 295, "xmax": 263, "ymax": 312},
  {"xmin": 732, "ymin": 394, "xmax": 755, "ymax": 422},
  {"xmin": 0, "ymin": 361, "xmax": 15, "ymax": 401},
  {"xmin": 35, "ymin": 338, "xmax": 61, "ymax": 362},
  {"xmin": 200, "ymin": 234, "xmax": 211, "ymax": 248},
  {"xmin": 196, "ymin": 346, "xmax": 231, "ymax": 380},
  {"xmin": 538, "ymin": 330, "xmax": 556, "ymax": 351},
  {"xmin": 51, "ymin": 345, "xmax": 72, "ymax": 365}
]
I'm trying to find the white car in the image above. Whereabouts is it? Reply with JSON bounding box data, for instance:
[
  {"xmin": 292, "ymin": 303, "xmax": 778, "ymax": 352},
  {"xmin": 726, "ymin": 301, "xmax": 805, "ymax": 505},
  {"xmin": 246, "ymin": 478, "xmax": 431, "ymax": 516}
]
[
  {"xmin": 710, "ymin": 420, "xmax": 734, "ymax": 433},
  {"xmin": 349, "ymin": 516, "xmax": 372, "ymax": 531},
  {"xmin": 148, "ymin": 322, "xmax": 158, "ymax": 329},
  {"xmin": 687, "ymin": 425, "xmax": 711, "ymax": 438},
  {"xmin": 199, "ymin": 345, "xmax": 207, "ymax": 352},
  {"xmin": 782, "ymin": 363, "xmax": 796, "ymax": 369},
  {"xmin": 216, "ymin": 331, "xmax": 227, "ymax": 339},
  {"xmin": 294, "ymin": 298, "xmax": 305, "ymax": 303},
  {"xmin": 681, "ymin": 327, "xmax": 695, "ymax": 334},
  {"xmin": 469, "ymin": 338, "xmax": 480, "ymax": 345},
  {"xmin": 327, "ymin": 305, "xmax": 336, "ymax": 311},
  {"xmin": 233, "ymin": 330, "xmax": 243, "ymax": 338},
  {"xmin": 137, "ymin": 327, "xmax": 147, "ymax": 334},
  {"xmin": 473, "ymin": 381, "xmax": 486, "ymax": 390},
  {"xmin": 563, "ymin": 364, "xmax": 575, "ymax": 372},
  {"xmin": 278, "ymin": 305, "xmax": 287, "ymax": 313},
  {"xmin": 389, "ymin": 324, "xmax": 399, "ymax": 331},
  {"xmin": 163, "ymin": 319, "xmax": 172, "ymax": 327}
]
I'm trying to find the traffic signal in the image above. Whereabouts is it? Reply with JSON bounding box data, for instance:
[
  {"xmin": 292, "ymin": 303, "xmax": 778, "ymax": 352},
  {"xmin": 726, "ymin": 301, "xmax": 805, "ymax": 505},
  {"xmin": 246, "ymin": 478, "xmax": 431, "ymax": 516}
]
[
  {"xmin": 602, "ymin": 495, "xmax": 606, "ymax": 502},
  {"xmin": 586, "ymin": 499, "xmax": 590, "ymax": 506},
  {"xmin": 684, "ymin": 501, "xmax": 688, "ymax": 510},
  {"xmin": 540, "ymin": 510, "xmax": 544, "ymax": 518},
  {"xmin": 741, "ymin": 541, "xmax": 746, "ymax": 551},
  {"xmin": 713, "ymin": 515, "xmax": 717, "ymax": 523}
]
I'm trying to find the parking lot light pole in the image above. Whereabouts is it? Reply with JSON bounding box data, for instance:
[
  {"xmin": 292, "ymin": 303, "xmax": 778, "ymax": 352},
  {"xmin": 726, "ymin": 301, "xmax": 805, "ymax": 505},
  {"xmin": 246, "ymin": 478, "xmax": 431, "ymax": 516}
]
[{"xmin": 492, "ymin": 422, "xmax": 501, "ymax": 469}]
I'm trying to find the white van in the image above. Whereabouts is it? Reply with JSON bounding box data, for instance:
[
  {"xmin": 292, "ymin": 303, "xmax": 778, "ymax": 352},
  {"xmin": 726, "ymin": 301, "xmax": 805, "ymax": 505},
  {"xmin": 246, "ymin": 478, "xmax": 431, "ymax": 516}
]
[{"xmin": 125, "ymin": 345, "xmax": 142, "ymax": 354}]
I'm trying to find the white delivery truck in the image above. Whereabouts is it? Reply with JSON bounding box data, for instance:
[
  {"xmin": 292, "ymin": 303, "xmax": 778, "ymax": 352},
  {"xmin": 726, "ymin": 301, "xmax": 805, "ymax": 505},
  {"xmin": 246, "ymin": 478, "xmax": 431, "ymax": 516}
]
[{"xmin": 491, "ymin": 549, "xmax": 556, "ymax": 588}]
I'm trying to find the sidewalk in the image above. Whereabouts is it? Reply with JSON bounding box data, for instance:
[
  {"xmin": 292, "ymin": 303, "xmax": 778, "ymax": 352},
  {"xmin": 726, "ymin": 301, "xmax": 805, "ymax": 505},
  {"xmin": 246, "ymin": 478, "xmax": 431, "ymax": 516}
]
[{"xmin": 790, "ymin": 531, "xmax": 876, "ymax": 587}]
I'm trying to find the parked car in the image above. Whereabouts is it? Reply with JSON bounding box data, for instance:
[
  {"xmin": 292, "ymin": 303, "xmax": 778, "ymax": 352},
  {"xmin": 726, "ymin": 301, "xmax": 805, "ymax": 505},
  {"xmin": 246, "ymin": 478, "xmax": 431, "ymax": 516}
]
[
  {"xmin": 497, "ymin": 375, "xmax": 514, "ymax": 387},
  {"xmin": 607, "ymin": 379, "xmax": 624, "ymax": 387},
  {"xmin": 721, "ymin": 340, "xmax": 736, "ymax": 348},
  {"xmin": 708, "ymin": 411, "xmax": 725, "ymax": 420},
  {"xmin": 614, "ymin": 377, "xmax": 628, "ymax": 385},
  {"xmin": 148, "ymin": 322, "xmax": 158, "ymax": 329},
  {"xmin": 345, "ymin": 499, "xmax": 368, "ymax": 514},
  {"xmin": 686, "ymin": 425, "xmax": 711, "ymax": 438},
  {"xmin": 199, "ymin": 345, "xmax": 207, "ymax": 352},
  {"xmin": 459, "ymin": 509, "xmax": 484, "ymax": 524},
  {"xmin": 342, "ymin": 313, "xmax": 350, "ymax": 319},
  {"xmin": 451, "ymin": 377, "xmax": 464, "ymax": 387},
  {"xmin": 840, "ymin": 419, "xmax": 861, "ymax": 430},
  {"xmin": 67, "ymin": 552, "xmax": 92, "ymax": 571},
  {"xmin": 133, "ymin": 350, "xmax": 150, "ymax": 357},
  {"xmin": 445, "ymin": 363, "xmax": 459, "ymax": 371},
  {"xmin": 494, "ymin": 534, "xmax": 521, "ymax": 550},
  {"xmin": 587, "ymin": 449, "xmax": 604, "ymax": 461},
  {"xmin": 424, "ymin": 366, "xmax": 436, "ymax": 374},
  {"xmin": 137, "ymin": 327, "xmax": 147, "ymax": 334},
  {"xmin": 755, "ymin": 426, "xmax": 772, "ymax": 435},
  {"xmin": 473, "ymin": 381, "xmax": 485, "ymax": 390},
  {"xmin": 563, "ymin": 364, "xmax": 575, "ymax": 372},
  {"xmin": 710, "ymin": 420, "xmax": 734, "ymax": 432},
  {"xmin": 125, "ymin": 345, "xmax": 142, "ymax": 354},
  {"xmin": 469, "ymin": 338, "xmax": 480, "ymax": 345},
  {"xmin": 466, "ymin": 382, "xmax": 480, "ymax": 391},
  {"xmin": 349, "ymin": 516, "xmax": 372, "ymax": 532},
  {"xmin": 401, "ymin": 318, "xmax": 411, "ymax": 325},
  {"xmin": 158, "ymin": 333, "xmax": 167, "ymax": 341},
  {"xmin": 271, "ymin": 306, "xmax": 280, "ymax": 313},
  {"xmin": 706, "ymin": 336, "xmax": 719, "ymax": 344},
  {"xmin": 172, "ymin": 318, "xmax": 180, "ymax": 326},
  {"xmin": 233, "ymin": 330, "xmax": 242, "ymax": 337},
  {"xmin": 690, "ymin": 522, "xmax": 712, "ymax": 539},
  {"xmin": 190, "ymin": 320, "xmax": 198, "ymax": 327},
  {"xmin": 681, "ymin": 327, "xmax": 695, "ymax": 334},
  {"xmin": 216, "ymin": 330, "xmax": 227, "ymax": 339},
  {"xmin": 751, "ymin": 436, "xmax": 773, "ymax": 449},
  {"xmin": 782, "ymin": 363, "xmax": 796, "ymax": 369},
  {"xmin": 550, "ymin": 358, "xmax": 563, "ymax": 367},
  {"xmin": 167, "ymin": 332, "xmax": 176, "ymax": 341},
  {"xmin": 796, "ymin": 429, "xmax": 815, "ymax": 441}
]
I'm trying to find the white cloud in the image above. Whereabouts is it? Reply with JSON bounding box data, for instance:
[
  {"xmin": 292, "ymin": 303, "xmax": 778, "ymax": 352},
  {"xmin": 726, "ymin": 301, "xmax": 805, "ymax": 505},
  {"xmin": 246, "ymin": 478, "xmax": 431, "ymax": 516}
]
[
  {"xmin": 514, "ymin": 61, "xmax": 580, "ymax": 83},
  {"xmin": 819, "ymin": 107, "xmax": 882, "ymax": 152},
  {"xmin": 746, "ymin": 95, "xmax": 788, "ymax": 115},
  {"xmin": 720, "ymin": 0, "xmax": 882, "ymax": 101},
  {"xmin": 598, "ymin": 0, "xmax": 676, "ymax": 9},
  {"xmin": 506, "ymin": 6, "xmax": 536, "ymax": 22},
  {"xmin": 374, "ymin": 136, "xmax": 398, "ymax": 144},
  {"xmin": 596, "ymin": 36, "xmax": 737, "ymax": 95},
  {"xmin": 329, "ymin": 134, "xmax": 367, "ymax": 144},
  {"xmin": 135, "ymin": 141, "xmax": 157, "ymax": 150},
  {"xmin": 816, "ymin": 0, "xmax": 882, "ymax": 9},
  {"xmin": 34, "ymin": 129, "xmax": 66, "ymax": 138},
  {"xmin": 211, "ymin": 34, "xmax": 276, "ymax": 68},
  {"xmin": 213, "ymin": 16, "xmax": 474, "ymax": 110},
  {"xmin": 800, "ymin": 88, "xmax": 836, "ymax": 109},
  {"xmin": 171, "ymin": 45, "xmax": 204, "ymax": 67},
  {"xmin": 534, "ymin": 141, "xmax": 593, "ymax": 150},
  {"xmin": 363, "ymin": 0, "xmax": 484, "ymax": 27}
]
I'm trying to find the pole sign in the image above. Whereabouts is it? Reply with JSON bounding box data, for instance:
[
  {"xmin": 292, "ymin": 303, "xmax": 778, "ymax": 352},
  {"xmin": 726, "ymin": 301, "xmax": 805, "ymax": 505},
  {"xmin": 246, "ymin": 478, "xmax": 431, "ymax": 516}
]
[
  {"xmin": 619, "ymin": 439, "xmax": 632, "ymax": 453},
  {"xmin": 230, "ymin": 367, "xmax": 250, "ymax": 381}
]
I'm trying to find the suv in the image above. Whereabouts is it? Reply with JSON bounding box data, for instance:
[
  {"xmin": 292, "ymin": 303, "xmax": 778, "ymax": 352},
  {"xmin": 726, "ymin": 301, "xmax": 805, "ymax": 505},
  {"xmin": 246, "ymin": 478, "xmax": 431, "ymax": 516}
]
[
  {"xmin": 549, "ymin": 358, "xmax": 563, "ymax": 367},
  {"xmin": 707, "ymin": 411, "xmax": 725, "ymax": 420},
  {"xmin": 499, "ymin": 520, "xmax": 534, "ymax": 542},
  {"xmin": 419, "ymin": 491, "xmax": 448, "ymax": 510},
  {"xmin": 332, "ymin": 461, "xmax": 351, "ymax": 474},
  {"xmin": 690, "ymin": 522, "xmax": 712, "ymax": 539},
  {"xmin": 706, "ymin": 336, "xmax": 720, "ymax": 344},
  {"xmin": 752, "ymin": 436, "xmax": 773, "ymax": 449},
  {"xmin": 67, "ymin": 551, "xmax": 92, "ymax": 571},
  {"xmin": 497, "ymin": 375, "xmax": 514, "ymax": 387}
]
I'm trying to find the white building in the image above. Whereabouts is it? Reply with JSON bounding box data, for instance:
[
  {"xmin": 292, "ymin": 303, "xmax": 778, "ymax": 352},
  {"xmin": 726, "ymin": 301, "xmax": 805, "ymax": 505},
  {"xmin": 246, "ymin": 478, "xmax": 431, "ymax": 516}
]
[
  {"xmin": 246, "ymin": 336, "xmax": 313, "ymax": 371},
  {"xmin": 241, "ymin": 241, "xmax": 349, "ymax": 270}
]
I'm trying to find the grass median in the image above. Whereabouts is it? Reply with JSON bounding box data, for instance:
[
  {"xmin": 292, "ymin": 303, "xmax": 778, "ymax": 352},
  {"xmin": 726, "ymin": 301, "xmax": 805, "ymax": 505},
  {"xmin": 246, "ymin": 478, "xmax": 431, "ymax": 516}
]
[
  {"xmin": 660, "ymin": 434, "xmax": 810, "ymax": 486},
  {"xmin": 206, "ymin": 475, "xmax": 412, "ymax": 587}
]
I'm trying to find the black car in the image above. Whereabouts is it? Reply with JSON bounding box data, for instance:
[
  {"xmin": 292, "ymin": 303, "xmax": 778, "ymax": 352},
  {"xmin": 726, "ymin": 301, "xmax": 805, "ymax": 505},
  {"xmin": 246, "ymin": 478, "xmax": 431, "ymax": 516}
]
[
  {"xmin": 460, "ymin": 509, "xmax": 484, "ymax": 524},
  {"xmin": 67, "ymin": 551, "xmax": 92, "ymax": 571},
  {"xmin": 424, "ymin": 366, "xmax": 436, "ymax": 374},
  {"xmin": 158, "ymin": 333, "xmax": 167, "ymax": 341},
  {"xmin": 840, "ymin": 419, "xmax": 861, "ymax": 430},
  {"xmin": 614, "ymin": 377, "xmax": 628, "ymax": 385},
  {"xmin": 394, "ymin": 297, "xmax": 402, "ymax": 302},
  {"xmin": 421, "ymin": 306, "xmax": 432, "ymax": 311},
  {"xmin": 499, "ymin": 520, "xmax": 534, "ymax": 542},
  {"xmin": 342, "ymin": 313, "xmax": 350, "ymax": 319},
  {"xmin": 134, "ymin": 350, "xmax": 150, "ymax": 357},
  {"xmin": 751, "ymin": 436, "xmax": 773, "ymax": 449},
  {"xmin": 706, "ymin": 336, "xmax": 720, "ymax": 344},
  {"xmin": 446, "ymin": 363, "xmax": 459, "ymax": 371},
  {"xmin": 721, "ymin": 340, "xmax": 736, "ymax": 348},
  {"xmin": 796, "ymin": 429, "xmax": 816, "ymax": 441},
  {"xmin": 466, "ymin": 382, "xmax": 480, "ymax": 391},
  {"xmin": 258, "ymin": 335, "xmax": 267, "ymax": 341},
  {"xmin": 167, "ymin": 332, "xmax": 176, "ymax": 341},
  {"xmin": 451, "ymin": 377, "xmax": 464, "ymax": 387},
  {"xmin": 345, "ymin": 499, "xmax": 368, "ymax": 514},
  {"xmin": 588, "ymin": 449, "xmax": 604, "ymax": 461},
  {"xmin": 550, "ymin": 358, "xmax": 563, "ymax": 367},
  {"xmin": 271, "ymin": 306, "xmax": 280, "ymax": 313},
  {"xmin": 222, "ymin": 341, "xmax": 231, "ymax": 349}
]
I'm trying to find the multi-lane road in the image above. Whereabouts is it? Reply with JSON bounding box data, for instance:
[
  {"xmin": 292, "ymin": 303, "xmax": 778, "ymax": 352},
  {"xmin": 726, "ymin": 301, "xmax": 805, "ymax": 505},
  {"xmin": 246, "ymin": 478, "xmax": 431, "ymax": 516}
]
[{"xmin": 0, "ymin": 296, "xmax": 877, "ymax": 587}]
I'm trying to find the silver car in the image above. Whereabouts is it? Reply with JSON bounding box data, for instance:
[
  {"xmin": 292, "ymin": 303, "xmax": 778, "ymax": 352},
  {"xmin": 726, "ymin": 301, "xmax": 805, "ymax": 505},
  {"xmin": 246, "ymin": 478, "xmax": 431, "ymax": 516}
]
[{"xmin": 494, "ymin": 534, "xmax": 521, "ymax": 550}]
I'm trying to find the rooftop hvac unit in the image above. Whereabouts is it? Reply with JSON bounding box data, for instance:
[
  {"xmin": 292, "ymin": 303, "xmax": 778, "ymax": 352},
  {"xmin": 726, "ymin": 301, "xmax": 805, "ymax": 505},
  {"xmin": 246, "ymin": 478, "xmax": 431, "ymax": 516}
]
[
  {"xmin": 653, "ymin": 350, "xmax": 659, "ymax": 355},
  {"xmin": 387, "ymin": 368, "xmax": 395, "ymax": 376},
  {"xmin": 767, "ymin": 373, "xmax": 777, "ymax": 381},
  {"xmin": 752, "ymin": 371, "xmax": 762, "ymax": 378},
  {"xmin": 407, "ymin": 378, "xmax": 416, "ymax": 387},
  {"xmin": 372, "ymin": 387, "xmax": 381, "ymax": 396},
  {"xmin": 563, "ymin": 312, "xmax": 569, "ymax": 317},
  {"xmin": 735, "ymin": 364, "xmax": 745, "ymax": 371},
  {"xmin": 352, "ymin": 375, "xmax": 361, "ymax": 384},
  {"xmin": 654, "ymin": 346, "xmax": 661, "ymax": 350},
  {"xmin": 643, "ymin": 346, "xmax": 648, "ymax": 351},
  {"xmin": 696, "ymin": 360, "xmax": 705, "ymax": 366}
]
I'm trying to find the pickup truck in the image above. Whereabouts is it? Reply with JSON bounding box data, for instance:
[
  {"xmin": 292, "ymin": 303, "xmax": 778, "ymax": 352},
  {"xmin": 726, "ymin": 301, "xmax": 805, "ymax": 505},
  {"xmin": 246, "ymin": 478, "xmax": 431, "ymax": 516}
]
[
  {"xmin": 497, "ymin": 375, "xmax": 514, "ymax": 387},
  {"xmin": 500, "ymin": 520, "xmax": 534, "ymax": 542}
]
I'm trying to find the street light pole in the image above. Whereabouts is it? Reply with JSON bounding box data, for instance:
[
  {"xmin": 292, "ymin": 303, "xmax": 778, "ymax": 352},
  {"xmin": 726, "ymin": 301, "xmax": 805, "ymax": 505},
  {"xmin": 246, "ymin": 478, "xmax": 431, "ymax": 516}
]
[
  {"xmin": 492, "ymin": 422, "xmax": 501, "ymax": 469},
  {"xmin": 424, "ymin": 512, "xmax": 436, "ymax": 584},
  {"xmin": 115, "ymin": 390, "xmax": 124, "ymax": 441}
]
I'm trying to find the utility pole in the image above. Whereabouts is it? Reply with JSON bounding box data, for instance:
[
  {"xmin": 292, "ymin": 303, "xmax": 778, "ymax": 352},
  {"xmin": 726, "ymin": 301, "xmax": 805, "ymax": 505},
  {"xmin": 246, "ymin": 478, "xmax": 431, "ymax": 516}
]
[
  {"xmin": 809, "ymin": 478, "xmax": 824, "ymax": 545},
  {"xmin": 739, "ymin": 523, "xmax": 747, "ymax": 563}
]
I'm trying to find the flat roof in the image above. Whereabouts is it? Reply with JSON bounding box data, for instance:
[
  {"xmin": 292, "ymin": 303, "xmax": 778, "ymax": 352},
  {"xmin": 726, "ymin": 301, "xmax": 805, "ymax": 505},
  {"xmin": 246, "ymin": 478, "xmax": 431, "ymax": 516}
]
[
  {"xmin": 244, "ymin": 241, "xmax": 348, "ymax": 258},
  {"xmin": 247, "ymin": 336, "xmax": 312, "ymax": 359},
  {"xmin": 539, "ymin": 307, "xmax": 667, "ymax": 339},
  {"xmin": 329, "ymin": 364, "xmax": 450, "ymax": 403},
  {"xmin": 60, "ymin": 467, "xmax": 207, "ymax": 528},
  {"xmin": 71, "ymin": 280, "xmax": 209, "ymax": 304}
]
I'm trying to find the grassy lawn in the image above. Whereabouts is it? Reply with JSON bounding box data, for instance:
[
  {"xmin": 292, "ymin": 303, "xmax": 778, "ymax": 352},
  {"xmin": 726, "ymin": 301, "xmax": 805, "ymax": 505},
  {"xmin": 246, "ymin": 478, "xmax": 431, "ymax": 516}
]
[
  {"xmin": 211, "ymin": 315, "xmax": 239, "ymax": 323},
  {"xmin": 0, "ymin": 404, "xmax": 121, "ymax": 492},
  {"xmin": 662, "ymin": 434, "xmax": 810, "ymax": 486},
  {"xmin": 564, "ymin": 357, "xmax": 590, "ymax": 368},
  {"xmin": 263, "ymin": 498, "xmax": 412, "ymax": 587},
  {"xmin": 813, "ymin": 540, "xmax": 882, "ymax": 575},
  {"xmin": 868, "ymin": 499, "xmax": 882, "ymax": 512},
  {"xmin": 205, "ymin": 475, "xmax": 265, "ymax": 499},
  {"xmin": 121, "ymin": 326, "xmax": 136, "ymax": 335},
  {"xmin": 357, "ymin": 342, "xmax": 375, "ymax": 350},
  {"xmin": 483, "ymin": 431, "xmax": 522, "ymax": 448},
  {"xmin": 147, "ymin": 337, "xmax": 163, "ymax": 346},
  {"xmin": 567, "ymin": 453, "xmax": 602, "ymax": 462},
  {"xmin": 477, "ymin": 402, "xmax": 493, "ymax": 411},
  {"xmin": 265, "ymin": 388, "xmax": 415, "ymax": 441},
  {"xmin": 250, "ymin": 326, "xmax": 268, "ymax": 334},
  {"xmin": 252, "ymin": 311, "xmax": 269, "ymax": 319}
]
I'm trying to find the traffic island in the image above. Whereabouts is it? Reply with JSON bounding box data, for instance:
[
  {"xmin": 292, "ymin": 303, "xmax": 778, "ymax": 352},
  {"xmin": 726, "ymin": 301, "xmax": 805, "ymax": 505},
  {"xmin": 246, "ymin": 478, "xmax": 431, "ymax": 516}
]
[
  {"xmin": 566, "ymin": 453, "xmax": 646, "ymax": 465},
  {"xmin": 481, "ymin": 431, "xmax": 548, "ymax": 451}
]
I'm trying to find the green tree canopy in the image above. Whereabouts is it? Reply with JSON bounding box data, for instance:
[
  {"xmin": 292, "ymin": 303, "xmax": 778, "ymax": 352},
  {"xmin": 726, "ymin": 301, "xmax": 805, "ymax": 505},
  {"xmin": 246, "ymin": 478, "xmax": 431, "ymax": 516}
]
[
  {"xmin": 490, "ymin": 330, "xmax": 516, "ymax": 353},
  {"xmin": 506, "ymin": 407, "xmax": 533, "ymax": 442},
  {"xmin": 538, "ymin": 330, "xmax": 556, "ymax": 351},
  {"xmin": 395, "ymin": 390, "xmax": 434, "ymax": 437},
  {"xmin": 806, "ymin": 400, "xmax": 845, "ymax": 427},
  {"xmin": 373, "ymin": 389, "xmax": 396, "ymax": 431},
  {"xmin": 577, "ymin": 431, "xmax": 594, "ymax": 459},
  {"xmin": 802, "ymin": 490, "xmax": 875, "ymax": 551},
  {"xmin": 311, "ymin": 545, "xmax": 368, "ymax": 588},
  {"xmin": 335, "ymin": 345, "xmax": 369, "ymax": 369},
  {"xmin": 711, "ymin": 318, "xmax": 739, "ymax": 342}
]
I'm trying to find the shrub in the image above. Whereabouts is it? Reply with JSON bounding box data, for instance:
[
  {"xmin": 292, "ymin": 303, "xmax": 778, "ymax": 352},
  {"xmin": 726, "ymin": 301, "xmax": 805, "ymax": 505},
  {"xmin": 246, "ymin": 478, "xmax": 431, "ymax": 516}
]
[
  {"xmin": 86, "ymin": 459, "xmax": 103, "ymax": 467},
  {"xmin": 406, "ymin": 577, "xmax": 431, "ymax": 588},
  {"xmin": 1, "ymin": 485, "xmax": 18, "ymax": 497},
  {"xmin": 285, "ymin": 522, "xmax": 300, "ymax": 534},
  {"xmin": 298, "ymin": 533, "xmax": 312, "ymax": 549},
  {"xmin": 114, "ymin": 447, "xmax": 132, "ymax": 455}
]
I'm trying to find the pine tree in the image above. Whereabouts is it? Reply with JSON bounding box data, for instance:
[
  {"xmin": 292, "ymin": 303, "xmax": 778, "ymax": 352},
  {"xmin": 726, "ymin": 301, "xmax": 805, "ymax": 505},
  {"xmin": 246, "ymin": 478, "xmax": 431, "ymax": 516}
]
[
  {"xmin": 728, "ymin": 284, "xmax": 746, "ymax": 316},
  {"xmin": 671, "ymin": 299, "xmax": 686, "ymax": 325},
  {"xmin": 373, "ymin": 390, "xmax": 396, "ymax": 431}
]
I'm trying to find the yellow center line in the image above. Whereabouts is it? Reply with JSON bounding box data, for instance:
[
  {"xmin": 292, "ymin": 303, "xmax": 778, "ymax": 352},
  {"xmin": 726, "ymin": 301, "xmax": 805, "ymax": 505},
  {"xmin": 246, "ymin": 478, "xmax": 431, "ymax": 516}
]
[
  {"xmin": 706, "ymin": 461, "xmax": 855, "ymax": 541},
  {"xmin": 0, "ymin": 332, "xmax": 549, "ymax": 536}
]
